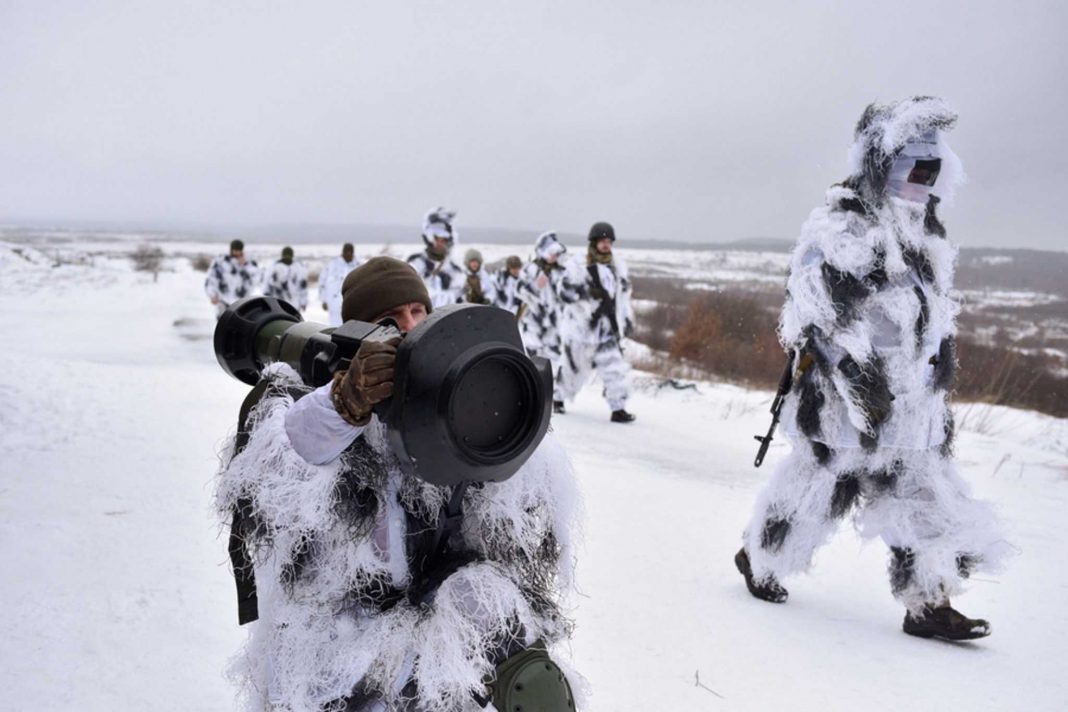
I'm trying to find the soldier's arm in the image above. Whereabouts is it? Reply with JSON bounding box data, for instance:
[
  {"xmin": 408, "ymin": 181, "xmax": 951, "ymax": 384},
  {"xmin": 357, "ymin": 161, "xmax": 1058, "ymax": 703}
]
[{"xmin": 284, "ymin": 383, "xmax": 366, "ymax": 465}]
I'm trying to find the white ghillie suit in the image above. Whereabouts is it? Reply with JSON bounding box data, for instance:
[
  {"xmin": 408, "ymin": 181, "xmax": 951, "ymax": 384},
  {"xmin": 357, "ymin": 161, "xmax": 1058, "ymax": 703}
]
[
  {"xmin": 265, "ymin": 259, "xmax": 310, "ymax": 311},
  {"xmin": 555, "ymin": 247, "xmax": 634, "ymax": 412},
  {"xmin": 216, "ymin": 364, "xmax": 580, "ymax": 712},
  {"xmin": 206, "ymin": 254, "xmax": 262, "ymax": 318},
  {"xmin": 407, "ymin": 208, "xmax": 465, "ymax": 308},
  {"xmin": 742, "ymin": 97, "xmax": 1011, "ymax": 613},
  {"xmin": 319, "ymin": 256, "xmax": 361, "ymax": 326},
  {"xmin": 515, "ymin": 232, "xmax": 580, "ymax": 403}
]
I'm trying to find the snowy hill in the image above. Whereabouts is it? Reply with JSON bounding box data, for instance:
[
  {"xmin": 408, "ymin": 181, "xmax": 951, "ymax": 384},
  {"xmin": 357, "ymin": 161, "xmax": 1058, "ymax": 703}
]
[{"xmin": 0, "ymin": 240, "xmax": 1064, "ymax": 711}]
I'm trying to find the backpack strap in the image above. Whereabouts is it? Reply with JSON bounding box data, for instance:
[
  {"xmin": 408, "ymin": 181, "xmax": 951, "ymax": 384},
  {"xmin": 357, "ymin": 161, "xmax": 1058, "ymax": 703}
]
[{"xmin": 227, "ymin": 379, "xmax": 311, "ymax": 625}]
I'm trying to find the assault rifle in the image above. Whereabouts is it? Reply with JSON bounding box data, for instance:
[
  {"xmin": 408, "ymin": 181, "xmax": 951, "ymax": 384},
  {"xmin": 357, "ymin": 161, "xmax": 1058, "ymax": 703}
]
[
  {"xmin": 586, "ymin": 265, "xmax": 620, "ymax": 337},
  {"xmin": 753, "ymin": 349, "xmax": 813, "ymax": 467}
]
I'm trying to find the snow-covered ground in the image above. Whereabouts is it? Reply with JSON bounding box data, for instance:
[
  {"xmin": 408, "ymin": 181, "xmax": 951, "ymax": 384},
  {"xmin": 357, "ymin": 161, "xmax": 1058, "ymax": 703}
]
[{"xmin": 1, "ymin": 240, "xmax": 1065, "ymax": 711}]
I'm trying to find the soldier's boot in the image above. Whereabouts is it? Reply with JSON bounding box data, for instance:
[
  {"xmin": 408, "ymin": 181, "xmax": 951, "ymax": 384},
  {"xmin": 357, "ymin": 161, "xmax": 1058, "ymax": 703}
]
[
  {"xmin": 903, "ymin": 603, "xmax": 991, "ymax": 641},
  {"xmin": 610, "ymin": 409, "xmax": 636, "ymax": 423},
  {"xmin": 734, "ymin": 547, "xmax": 788, "ymax": 603},
  {"xmin": 553, "ymin": 400, "xmax": 566, "ymax": 414},
  {"xmin": 484, "ymin": 641, "xmax": 575, "ymax": 712}
]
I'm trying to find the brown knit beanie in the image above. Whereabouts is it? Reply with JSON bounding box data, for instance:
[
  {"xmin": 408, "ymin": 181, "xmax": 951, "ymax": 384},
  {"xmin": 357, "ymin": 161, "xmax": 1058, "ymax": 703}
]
[{"xmin": 341, "ymin": 256, "xmax": 433, "ymax": 322}]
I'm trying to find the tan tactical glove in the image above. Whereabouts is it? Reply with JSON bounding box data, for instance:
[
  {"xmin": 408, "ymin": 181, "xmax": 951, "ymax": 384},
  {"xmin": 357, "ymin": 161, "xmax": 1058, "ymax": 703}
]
[{"xmin": 331, "ymin": 337, "xmax": 402, "ymax": 426}]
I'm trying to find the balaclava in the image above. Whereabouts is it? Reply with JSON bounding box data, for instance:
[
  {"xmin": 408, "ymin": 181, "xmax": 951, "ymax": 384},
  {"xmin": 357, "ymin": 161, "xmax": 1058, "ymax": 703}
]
[
  {"xmin": 846, "ymin": 96, "xmax": 961, "ymax": 208},
  {"xmin": 886, "ymin": 130, "xmax": 942, "ymax": 203}
]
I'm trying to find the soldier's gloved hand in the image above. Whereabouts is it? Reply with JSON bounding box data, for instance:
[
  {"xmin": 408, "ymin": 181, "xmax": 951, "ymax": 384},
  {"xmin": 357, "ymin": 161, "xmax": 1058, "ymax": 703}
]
[
  {"xmin": 321, "ymin": 302, "xmax": 328, "ymax": 311},
  {"xmin": 331, "ymin": 337, "xmax": 402, "ymax": 426}
]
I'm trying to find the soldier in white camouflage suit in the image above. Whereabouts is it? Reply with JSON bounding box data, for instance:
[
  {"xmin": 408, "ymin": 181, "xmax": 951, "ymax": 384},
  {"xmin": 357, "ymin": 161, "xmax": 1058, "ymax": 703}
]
[
  {"xmin": 735, "ymin": 97, "xmax": 1012, "ymax": 641},
  {"xmin": 516, "ymin": 232, "xmax": 580, "ymax": 413},
  {"xmin": 493, "ymin": 255, "xmax": 524, "ymax": 315},
  {"xmin": 407, "ymin": 207, "xmax": 464, "ymax": 308},
  {"xmin": 556, "ymin": 223, "xmax": 636, "ymax": 423},
  {"xmin": 205, "ymin": 239, "xmax": 261, "ymax": 319},
  {"xmin": 461, "ymin": 248, "xmax": 498, "ymax": 305},
  {"xmin": 319, "ymin": 243, "xmax": 361, "ymax": 326},
  {"xmin": 264, "ymin": 246, "xmax": 309, "ymax": 312},
  {"xmin": 216, "ymin": 257, "xmax": 580, "ymax": 712}
]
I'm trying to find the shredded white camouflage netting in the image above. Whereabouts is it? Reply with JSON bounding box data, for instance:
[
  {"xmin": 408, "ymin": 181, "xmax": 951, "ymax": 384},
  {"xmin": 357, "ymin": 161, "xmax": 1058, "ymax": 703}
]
[
  {"xmin": 216, "ymin": 364, "xmax": 582, "ymax": 711},
  {"xmin": 778, "ymin": 193, "xmax": 959, "ymax": 449},
  {"xmin": 744, "ymin": 446, "xmax": 1013, "ymax": 613},
  {"xmin": 742, "ymin": 96, "xmax": 1013, "ymax": 610}
]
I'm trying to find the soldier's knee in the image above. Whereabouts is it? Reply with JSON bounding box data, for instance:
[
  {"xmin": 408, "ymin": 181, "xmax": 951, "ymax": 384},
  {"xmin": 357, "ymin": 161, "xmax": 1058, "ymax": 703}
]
[{"xmin": 486, "ymin": 642, "xmax": 575, "ymax": 712}]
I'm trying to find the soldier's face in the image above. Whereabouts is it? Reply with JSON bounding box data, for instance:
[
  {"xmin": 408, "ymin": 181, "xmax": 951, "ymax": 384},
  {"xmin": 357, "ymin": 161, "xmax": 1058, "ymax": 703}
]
[
  {"xmin": 374, "ymin": 301, "xmax": 428, "ymax": 334},
  {"xmin": 595, "ymin": 238, "xmax": 613, "ymax": 254},
  {"xmin": 468, "ymin": 260, "xmax": 481, "ymax": 272},
  {"xmin": 433, "ymin": 236, "xmax": 450, "ymax": 251},
  {"xmin": 342, "ymin": 248, "xmax": 354, "ymax": 261},
  {"xmin": 230, "ymin": 249, "xmax": 246, "ymax": 264},
  {"xmin": 509, "ymin": 266, "xmax": 521, "ymax": 277}
]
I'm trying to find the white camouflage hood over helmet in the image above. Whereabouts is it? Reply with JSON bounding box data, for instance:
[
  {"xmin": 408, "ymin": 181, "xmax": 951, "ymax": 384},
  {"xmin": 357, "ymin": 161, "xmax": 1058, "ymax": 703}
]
[
  {"xmin": 422, "ymin": 206, "xmax": 458, "ymax": 247},
  {"xmin": 534, "ymin": 230, "xmax": 567, "ymax": 260},
  {"xmin": 845, "ymin": 96, "xmax": 964, "ymax": 206}
]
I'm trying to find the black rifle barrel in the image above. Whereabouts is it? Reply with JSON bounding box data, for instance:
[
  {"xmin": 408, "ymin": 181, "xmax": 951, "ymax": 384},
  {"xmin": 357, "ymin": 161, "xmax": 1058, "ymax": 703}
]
[{"xmin": 753, "ymin": 350, "xmax": 797, "ymax": 468}]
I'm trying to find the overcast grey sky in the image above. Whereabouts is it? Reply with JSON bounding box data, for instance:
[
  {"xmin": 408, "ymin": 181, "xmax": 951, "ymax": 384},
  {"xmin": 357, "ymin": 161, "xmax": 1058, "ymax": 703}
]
[{"xmin": 1, "ymin": 1, "xmax": 1065, "ymax": 249}]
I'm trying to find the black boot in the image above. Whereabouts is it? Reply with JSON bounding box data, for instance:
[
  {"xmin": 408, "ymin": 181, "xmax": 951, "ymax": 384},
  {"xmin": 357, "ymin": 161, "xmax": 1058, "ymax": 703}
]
[
  {"xmin": 734, "ymin": 548, "xmax": 788, "ymax": 603},
  {"xmin": 903, "ymin": 604, "xmax": 990, "ymax": 641},
  {"xmin": 553, "ymin": 400, "xmax": 566, "ymax": 414},
  {"xmin": 610, "ymin": 409, "xmax": 636, "ymax": 423}
]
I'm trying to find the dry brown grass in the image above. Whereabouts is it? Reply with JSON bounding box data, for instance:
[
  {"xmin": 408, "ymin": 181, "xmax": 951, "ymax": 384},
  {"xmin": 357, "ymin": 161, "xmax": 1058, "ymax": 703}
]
[
  {"xmin": 956, "ymin": 339, "xmax": 1068, "ymax": 418},
  {"xmin": 633, "ymin": 277, "xmax": 785, "ymax": 388},
  {"xmin": 667, "ymin": 292, "xmax": 784, "ymax": 387},
  {"xmin": 631, "ymin": 275, "xmax": 1068, "ymax": 418}
]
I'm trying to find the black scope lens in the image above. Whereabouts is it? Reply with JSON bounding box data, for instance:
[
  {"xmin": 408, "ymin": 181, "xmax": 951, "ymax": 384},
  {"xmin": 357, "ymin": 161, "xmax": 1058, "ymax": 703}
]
[{"xmin": 447, "ymin": 350, "xmax": 544, "ymax": 463}]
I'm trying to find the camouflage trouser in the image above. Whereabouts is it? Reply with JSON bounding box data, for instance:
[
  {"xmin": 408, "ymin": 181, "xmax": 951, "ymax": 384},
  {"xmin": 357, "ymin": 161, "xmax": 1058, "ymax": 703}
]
[
  {"xmin": 558, "ymin": 338, "xmax": 630, "ymax": 411},
  {"xmin": 522, "ymin": 332, "xmax": 566, "ymax": 402},
  {"xmin": 742, "ymin": 444, "xmax": 1010, "ymax": 612},
  {"xmin": 324, "ymin": 297, "xmax": 344, "ymax": 327}
]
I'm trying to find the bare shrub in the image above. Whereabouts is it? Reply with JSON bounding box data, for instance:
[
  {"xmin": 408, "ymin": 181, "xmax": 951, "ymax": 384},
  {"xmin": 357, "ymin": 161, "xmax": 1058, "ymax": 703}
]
[
  {"xmin": 630, "ymin": 273, "xmax": 1068, "ymax": 419},
  {"xmin": 667, "ymin": 292, "xmax": 784, "ymax": 387},
  {"xmin": 190, "ymin": 253, "xmax": 212, "ymax": 272},
  {"xmin": 955, "ymin": 338, "xmax": 1068, "ymax": 418},
  {"xmin": 130, "ymin": 244, "xmax": 164, "ymax": 276},
  {"xmin": 636, "ymin": 300, "xmax": 689, "ymax": 353},
  {"xmin": 631, "ymin": 276, "xmax": 787, "ymax": 386}
]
